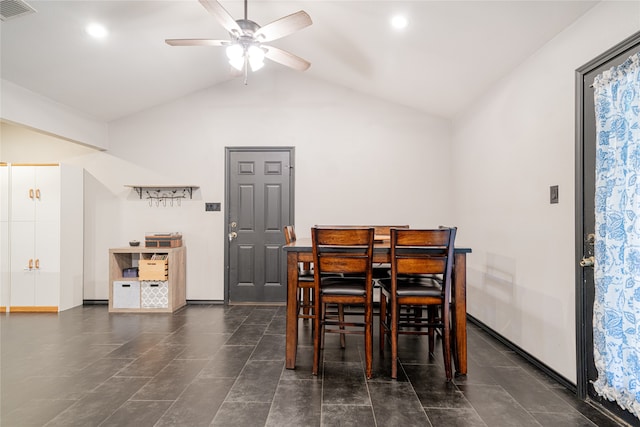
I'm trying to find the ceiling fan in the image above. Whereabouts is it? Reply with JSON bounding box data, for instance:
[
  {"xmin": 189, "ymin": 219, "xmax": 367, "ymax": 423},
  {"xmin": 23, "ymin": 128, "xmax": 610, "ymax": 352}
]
[{"xmin": 166, "ymin": 0, "xmax": 312, "ymax": 81}]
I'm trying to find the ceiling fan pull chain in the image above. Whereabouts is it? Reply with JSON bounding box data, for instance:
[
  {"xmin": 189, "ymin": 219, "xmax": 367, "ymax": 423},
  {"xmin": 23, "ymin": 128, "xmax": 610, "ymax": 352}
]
[{"xmin": 244, "ymin": 57, "xmax": 249, "ymax": 85}]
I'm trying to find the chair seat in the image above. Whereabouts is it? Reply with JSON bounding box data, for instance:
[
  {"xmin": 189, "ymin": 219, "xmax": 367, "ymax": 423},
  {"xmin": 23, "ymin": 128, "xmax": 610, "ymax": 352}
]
[
  {"xmin": 298, "ymin": 270, "xmax": 314, "ymax": 282},
  {"xmin": 397, "ymin": 273, "xmax": 443, "ymax": 283},
  {"xmin": 396, "ymin": 284, "xmax": 442, "ymax": 297},
  {"xmin": 321, "ymin": 277, "xmax": 367, "ymax": 296},
  {"xmin": 379, "ymin": 277, "xmax": 442, "ymax": 297}
]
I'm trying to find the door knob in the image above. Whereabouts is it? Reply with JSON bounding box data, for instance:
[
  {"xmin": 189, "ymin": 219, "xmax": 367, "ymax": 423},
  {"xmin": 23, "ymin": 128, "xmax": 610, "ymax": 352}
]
[
  {"xmin": 580, "ymin": 256, "xmax": 595, "ymax": 267},
  {"xmin": 228, "ymin": 231, "xmax": 238, "ymax": 242}
]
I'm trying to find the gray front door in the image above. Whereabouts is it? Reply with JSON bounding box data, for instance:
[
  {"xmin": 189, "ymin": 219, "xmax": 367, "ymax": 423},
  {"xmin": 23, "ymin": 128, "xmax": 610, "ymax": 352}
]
[
  {"xmin": 226, "ymin": 147, "xmax": 293, "ymax": 303},
  {"xmin": 576, "ymin": 31, "xmax": 639, "ymax": 425}
]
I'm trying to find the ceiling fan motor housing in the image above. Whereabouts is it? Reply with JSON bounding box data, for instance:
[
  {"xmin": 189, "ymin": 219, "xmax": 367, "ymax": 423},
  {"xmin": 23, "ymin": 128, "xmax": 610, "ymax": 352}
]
[
  {"xmin": 230, "ymin": 19, "xmax": 264, "ymax": 58},
  {"xmin": 234, "ymin": 20, "xmax": 260, "ymax": 38}
]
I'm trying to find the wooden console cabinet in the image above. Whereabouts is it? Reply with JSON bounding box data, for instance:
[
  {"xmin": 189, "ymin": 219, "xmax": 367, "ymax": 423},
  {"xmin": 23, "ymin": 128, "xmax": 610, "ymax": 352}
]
[{"xmin": 108, "ymin": 246, "xmax": 186, "ymax": 313}]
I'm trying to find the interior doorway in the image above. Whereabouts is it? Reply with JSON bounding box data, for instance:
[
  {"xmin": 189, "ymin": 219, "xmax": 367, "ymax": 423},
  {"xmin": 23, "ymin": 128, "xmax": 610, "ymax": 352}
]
[
  {"xmin": 224, "ymin": 147, "xmax": 294, "ymax": 303},
  {"xmin": 575, "ymin": 31, "xmax": 640, "ymax": 425}
]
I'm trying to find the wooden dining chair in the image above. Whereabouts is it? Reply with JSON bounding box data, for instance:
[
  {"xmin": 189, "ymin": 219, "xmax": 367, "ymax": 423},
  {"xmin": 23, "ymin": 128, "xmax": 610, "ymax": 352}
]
[
  {"xmin": 312, "ymin": 227, "xmax": 375, "ymax": 378},
  {"xmin": 378, "ymin": 227, "xmax": 457, "ymax": 380},
  {"xmin": 283, "ymin": 225, "xmax": 315, "ymax": 321}
]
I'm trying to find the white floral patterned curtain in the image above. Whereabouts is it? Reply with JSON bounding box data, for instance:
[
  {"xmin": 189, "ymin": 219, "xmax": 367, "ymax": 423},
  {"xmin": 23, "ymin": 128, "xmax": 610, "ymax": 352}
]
[{"xmin": 592, "ymin": 51, "xmax": 640, "ymax": 419}]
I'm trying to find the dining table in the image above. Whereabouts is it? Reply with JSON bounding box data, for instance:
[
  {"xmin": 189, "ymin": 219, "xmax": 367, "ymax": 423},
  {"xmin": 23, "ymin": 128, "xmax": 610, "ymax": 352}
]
[{"xmin": 283, "ymin": 236, "xmax": 472, "ymax": 376}]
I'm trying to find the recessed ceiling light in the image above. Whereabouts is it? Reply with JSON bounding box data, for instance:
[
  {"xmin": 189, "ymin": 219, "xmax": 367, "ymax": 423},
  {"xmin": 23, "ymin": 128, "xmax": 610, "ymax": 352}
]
[
  {"xmin": 86, "ymin": 23, "xmax": 108, "ymax": 39},
  {"xmin": 391, "ymin": 15, "xmax": 408, "ymax": 30}
]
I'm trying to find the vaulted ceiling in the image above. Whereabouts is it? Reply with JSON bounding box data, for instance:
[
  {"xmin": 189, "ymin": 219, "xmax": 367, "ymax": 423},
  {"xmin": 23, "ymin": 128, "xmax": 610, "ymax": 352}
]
[{"xmin": 0, "ymin": 0, "xmax": 599, "ymax": 122}]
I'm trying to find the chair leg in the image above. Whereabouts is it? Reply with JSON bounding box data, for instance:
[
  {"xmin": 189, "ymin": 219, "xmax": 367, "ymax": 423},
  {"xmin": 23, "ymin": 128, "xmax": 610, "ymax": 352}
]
[
  {"xmin": 365, "ymin": 302, "xmax": 373, "ymax": 379},
  {"xmin": 450, "ymin": 303, "xmax": 459, "ymax": 373},
  {"xmin": 379, "ymin": 293, "xmax": 387, "ymax": 354},
  {"xmin": 312, "ymin": 293, "xmax": 322, "ymax": 376},
  {"xmin": 442, "ymin": 304, "xmax": 452, "ymax": 381},
  {"xmin": 302, "ymin": 287, "xmax": 311, "ymax": 320},
  {"xmin": 391, "ymin": 300, "xmax": 399, "ymax": 379},
  {"xmin": 338, "ymin": 304, "xmax": 346, "ymax": 348},
  {"xmin": 428, "ymin": 306, "xmax": 437, "ymax": 355}
]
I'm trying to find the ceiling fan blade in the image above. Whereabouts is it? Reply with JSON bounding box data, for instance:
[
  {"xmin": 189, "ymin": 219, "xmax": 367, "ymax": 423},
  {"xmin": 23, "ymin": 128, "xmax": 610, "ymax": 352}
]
[
  {"xmin": 264, "ymin": 46, "xmax": 310, "ymax": 71},
  {"xmin": 254, "ymin": 11, "xmax": 312, "ymax": 42},
  {"xmin": 198, "ymin": 0, "xmax": 241, "ymax": 34},
  {"xmin": 165, "ymin": 39, "xmax": 229, "ymax": 47}
]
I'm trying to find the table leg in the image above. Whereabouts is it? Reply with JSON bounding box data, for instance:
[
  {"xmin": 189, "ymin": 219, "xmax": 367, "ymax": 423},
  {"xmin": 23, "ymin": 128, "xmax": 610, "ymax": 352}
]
[
  {"xmin": 286, "ymin": 251, "xmax": 299, "ymax": 369},
  {"xmin": 454, "ymin": 253, "xmax": 467, "ymax": 375}
]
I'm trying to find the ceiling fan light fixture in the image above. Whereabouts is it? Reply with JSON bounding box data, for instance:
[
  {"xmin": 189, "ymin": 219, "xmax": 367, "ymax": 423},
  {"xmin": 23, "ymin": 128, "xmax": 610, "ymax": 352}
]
[
  {"xmin": 249, "ymin": 57, "xmax": 264, "ymax": 72},
  {"xmin": 226, "ymin": 43, "xmax": 243, "ymax": 60},
  {"xmin": 229, "ymin": 56, "xmax": 245, "ymax": 71},
  {"xmin": 248, "ymin": 45, "xmax": 265, "ymax": 71}
]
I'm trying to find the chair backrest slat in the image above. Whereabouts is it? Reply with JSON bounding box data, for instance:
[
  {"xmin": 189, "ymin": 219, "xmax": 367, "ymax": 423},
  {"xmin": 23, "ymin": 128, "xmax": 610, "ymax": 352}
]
[
  {"xmin": 312, "ymin": 227, "xmax": 375, "ymax": 279},
  {"xmin": 396, "ymin": 256, "xmax": 447, "ymax": 275},
  {"xmin": 318, "ymin": 256, "xmax": 371, "ymax": 274},
  {"xmin": 395, "ymin": 231, "xmax": 449, "ymax": 247}
]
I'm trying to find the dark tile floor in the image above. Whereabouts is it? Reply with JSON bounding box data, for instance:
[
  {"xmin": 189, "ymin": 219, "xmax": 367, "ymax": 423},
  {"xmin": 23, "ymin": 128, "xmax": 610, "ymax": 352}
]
[{"xmin": 0, "ymin": 304, "xmax": 629, "ymax": 427}]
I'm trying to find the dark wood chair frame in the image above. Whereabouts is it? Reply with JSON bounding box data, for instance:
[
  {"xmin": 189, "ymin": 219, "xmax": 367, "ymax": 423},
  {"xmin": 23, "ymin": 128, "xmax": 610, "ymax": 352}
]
[
  {"xmin": 311, "ymin": 227, "xmax": 375, "ymax": 379},
  {"xmin": 379, "ymin": 228, "xmax": 457, "ymax": 380},
  {"xmin": 283, "ymin": 225, "xmax": 314, "ymax": 321}
]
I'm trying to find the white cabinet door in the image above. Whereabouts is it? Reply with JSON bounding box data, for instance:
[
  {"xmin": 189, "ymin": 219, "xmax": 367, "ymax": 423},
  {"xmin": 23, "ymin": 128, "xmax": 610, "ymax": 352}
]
[
  {"xmin": 10, "ymin": 221, "xmax": 36, "ymax": 306},
  {"xmin": 0, "ymin": 165, "xmax": 8, "ymax": 222},
  {"xmin": 1, "ymin": 165, "xmax": 9, "ymax": 308},
  {"xmin": 35, "ymin": 166, "xmax": 60, "ymax": 223},
  {"xmin": 10, "ymin": 166, "xmax": 36, "ymax": 222},
  {"xmin": 9, "ymin": 165, "xmax": 60, "ymax": 223},
  {"xmin": 0, "ymin": 221, "xmax": 9, "ymax": 308},
  {"xmin": 34, "ymin": 220, "xmax": 60, "ymax": 306}
]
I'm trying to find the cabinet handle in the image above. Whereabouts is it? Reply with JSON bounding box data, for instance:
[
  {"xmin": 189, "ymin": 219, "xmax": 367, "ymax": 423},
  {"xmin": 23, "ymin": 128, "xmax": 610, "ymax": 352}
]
[
  {"xmin": 35, "ymin": 189, "xmax": 41, "ymax": 200},
  {"xmin": 35, "ymin": 259, "xmax": 40, "ymax": 269},
  {"xmin": 28, "ymin": 259, "xmax": 33, "ymax": 269},
  {"xmin": 29, "ymin": 188, "xmax": 34, "ymax": 199}
]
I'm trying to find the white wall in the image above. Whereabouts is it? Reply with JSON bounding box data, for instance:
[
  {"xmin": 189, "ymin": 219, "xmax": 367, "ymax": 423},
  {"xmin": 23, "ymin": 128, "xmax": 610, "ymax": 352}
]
[
  {"xmin": 0, "ymin": 80, "xmax": 109, "ymax": 150},
  {"xmin": 0, "ymin": 122, "xmax": 101, "ymax": 162},
  {"xmin": 101, "ymin": 71, "xmax": 452, "ymax": 301},
  {"xmin": 452, "ymin": 1, "xmax": 640, "ymax": 383}
]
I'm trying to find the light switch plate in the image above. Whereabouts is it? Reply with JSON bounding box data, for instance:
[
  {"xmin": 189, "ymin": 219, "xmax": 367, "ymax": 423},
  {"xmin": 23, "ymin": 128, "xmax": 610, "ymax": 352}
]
[
  {"xmin": 550, "ymin": 185, "xmax": 559, "ymax": 204},
  {"xmin": 205, "ymin": 202, "xmax": 221, "ymax": 211}
]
